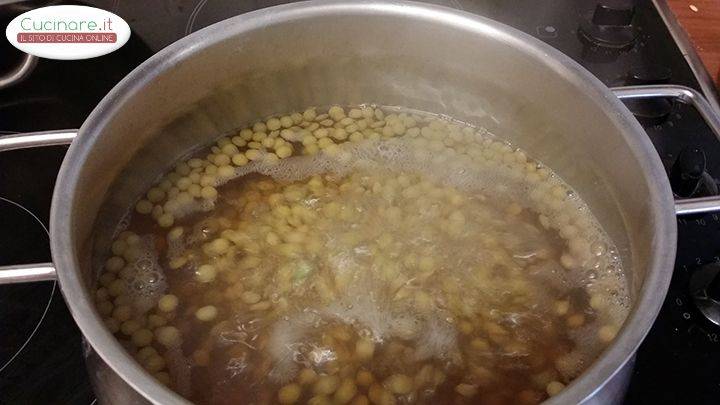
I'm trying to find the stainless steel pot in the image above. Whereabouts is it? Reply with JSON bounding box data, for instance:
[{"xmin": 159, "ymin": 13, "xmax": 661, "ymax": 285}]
[{"xmin": 2, "ymin": 1, "xmax": 720, "ymax": 404}]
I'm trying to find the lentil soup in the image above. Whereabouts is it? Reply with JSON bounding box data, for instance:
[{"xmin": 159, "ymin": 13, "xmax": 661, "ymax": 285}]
[{"xmin": 94, "ymin": 105, "xmax": 629, "ymax": 405}]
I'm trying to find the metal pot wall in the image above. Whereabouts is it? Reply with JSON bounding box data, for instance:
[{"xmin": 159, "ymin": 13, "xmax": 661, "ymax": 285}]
[{"xmin": 2, "ymin": 1, "xmax": 720, "ymax": 404}]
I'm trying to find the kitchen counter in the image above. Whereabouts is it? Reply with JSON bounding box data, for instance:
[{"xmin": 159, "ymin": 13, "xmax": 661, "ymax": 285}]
[{"xmin": 668, "ymin": 0, "xmax": 720, "ymax": 88}]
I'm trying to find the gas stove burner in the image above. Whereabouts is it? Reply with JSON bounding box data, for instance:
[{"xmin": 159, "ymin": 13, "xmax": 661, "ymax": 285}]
[
  {"xmin": 690, "ymin": 263, "xmax": 720, "ymax": 326},
  {"xmin": 623, "ymin": 98, "xmax": 674, "ymax": 126},
  {"xmin": 670, "ymin": 146, "xmax": 720, "ymax": 198},
  {"xmin": 0, "ymin": 197, "xmax": 55, "ymax": 373},
  {"xmin": 578, "ymin": 0, "xmax": 638, "ymax": 50},
  {"xmin": 627, "ymin": 65, "xmax": 673, "ymax": 86}
]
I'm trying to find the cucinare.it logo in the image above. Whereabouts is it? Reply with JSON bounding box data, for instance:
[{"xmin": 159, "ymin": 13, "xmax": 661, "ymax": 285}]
[{"xmin": 5, "ymin": 5, "xmax": 130, "ymax": 60}]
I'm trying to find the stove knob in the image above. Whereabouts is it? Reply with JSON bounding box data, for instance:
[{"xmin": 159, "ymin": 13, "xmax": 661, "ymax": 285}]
[
  {"xmin": 628, "ymin": 65, "xmax": 672, "ymax": 85},
  {"xmin": 623, "ymin": 98, "xmax": 673, "ymax": 126},
  {"xmin": 690, "ymin": 263, "xmax": 720, "ymax": 327},
  {"xmin": 579, "ymin": 1, "xmax": 637, "ymax": 49},
  {"xmin": 670, "ymin": 146, "xmax": 706, "ymax": 198},
  {"xmin": 592, "ymin": 1, "xmax": 635, "ymax": 26}
]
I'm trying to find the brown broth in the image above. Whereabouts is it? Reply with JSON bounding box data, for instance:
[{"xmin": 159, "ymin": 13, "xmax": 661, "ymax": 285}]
[{"xmin": 94, "ymin": 105, "xmax": 629, "ymax": 405}]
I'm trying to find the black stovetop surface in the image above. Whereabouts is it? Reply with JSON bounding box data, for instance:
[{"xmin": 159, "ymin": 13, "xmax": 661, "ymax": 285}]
[{"xmin": 1, "ymin": 1, "xmax": 719, "ymax": 404}]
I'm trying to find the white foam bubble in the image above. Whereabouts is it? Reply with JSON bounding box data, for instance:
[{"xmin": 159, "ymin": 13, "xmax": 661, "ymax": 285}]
[
  {"xmin": 125, "ymin": 235, "xmax": 167, "ymax": 312},
  {"xmin": 414, "ymin": 317, "xmax": 460, "ymax": 362},
  {"xmin": 321, "ymin": 294, "xmax": 395, "ymax": 342},
  {"xmin": 266, "ymin": 312, "xmax": 320, "ymax": 383}
]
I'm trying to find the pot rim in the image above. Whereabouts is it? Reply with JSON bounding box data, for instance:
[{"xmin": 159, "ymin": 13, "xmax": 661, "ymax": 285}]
[{"xmin": 49, "ymin": 1, "xmax": 677, "ymax": 404}]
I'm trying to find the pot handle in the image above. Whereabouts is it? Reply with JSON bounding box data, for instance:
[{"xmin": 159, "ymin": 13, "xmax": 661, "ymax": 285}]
[
  {"xmin": 0, "ymin": 129, "xmax": 77, "ymax": 285},
  {"xmin": 611, "ymin": 85, "xmax": 720, "ymax": 216},
  {"xmin": 0, "ymin": 263, "xmax": 57, "ymax": 284},
  {"xmin": 0, "ymin": 129, "xmax": 77, "ymax": 152}
]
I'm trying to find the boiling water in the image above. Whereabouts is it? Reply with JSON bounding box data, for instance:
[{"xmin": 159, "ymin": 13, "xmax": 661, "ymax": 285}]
[{"xmin": 94, "ymin": 105, "xmax": 629, "ymax": 405}]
